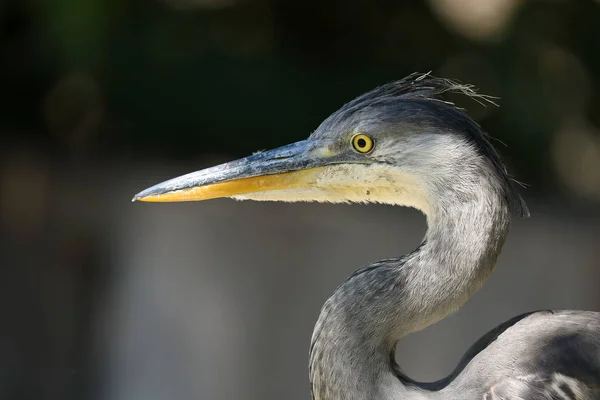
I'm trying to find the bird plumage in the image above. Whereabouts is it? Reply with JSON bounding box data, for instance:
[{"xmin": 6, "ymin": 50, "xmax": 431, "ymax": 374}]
[
  {"xmin": 305, "ymin": 75, "xmax": 600, "ymax": 399},
  {"xmin": 134, "ymin": 73, "xmax": 600, "ymax": 400},
  {"xmin": 395, "ymin": 310, "xmax": 600, "ymax": 399}
]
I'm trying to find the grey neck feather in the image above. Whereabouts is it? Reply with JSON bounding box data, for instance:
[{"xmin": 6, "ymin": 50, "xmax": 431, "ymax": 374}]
[{"xmin": 308, "ymin": 152, "xmax": 512, "ymax": 400}]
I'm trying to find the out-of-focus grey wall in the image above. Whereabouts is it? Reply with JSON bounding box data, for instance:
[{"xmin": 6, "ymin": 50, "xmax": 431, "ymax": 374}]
[{"xmin": 1, "ymin": 0, "xmax": 600, "ymax": 399}]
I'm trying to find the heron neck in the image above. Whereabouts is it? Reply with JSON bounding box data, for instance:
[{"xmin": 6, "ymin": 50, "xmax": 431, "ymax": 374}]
[{"xmin": 309, "ymin": 179, "xmax": 511, "ymax": 400}]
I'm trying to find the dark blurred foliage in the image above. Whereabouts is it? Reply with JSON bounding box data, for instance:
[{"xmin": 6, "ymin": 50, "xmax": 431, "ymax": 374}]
[{"xmin": 1, "ymin": 0, "xmax": 600, "ymax": 198}]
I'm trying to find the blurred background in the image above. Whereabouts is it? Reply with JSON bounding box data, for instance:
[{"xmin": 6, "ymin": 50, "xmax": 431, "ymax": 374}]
[{"xmin": 1, "ymin": 0, "xmax": 600, "ymax": 399}]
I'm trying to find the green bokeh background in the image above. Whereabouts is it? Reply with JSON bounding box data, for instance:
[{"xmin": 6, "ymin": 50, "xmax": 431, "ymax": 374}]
[{"xmin": 2, "ymin": 0, "xmax": 600, "ymax": 197}]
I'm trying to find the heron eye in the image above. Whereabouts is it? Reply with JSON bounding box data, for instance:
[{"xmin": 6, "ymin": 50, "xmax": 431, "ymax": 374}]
[{"xmin": 352, "ymin": 134, "xmax": 374, "ymax": 153}]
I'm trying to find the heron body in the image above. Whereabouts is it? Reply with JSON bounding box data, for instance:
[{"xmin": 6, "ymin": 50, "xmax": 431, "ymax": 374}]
[{"xmin": 134, "ymin": 74, "xmax": 600, "ymax": 399}]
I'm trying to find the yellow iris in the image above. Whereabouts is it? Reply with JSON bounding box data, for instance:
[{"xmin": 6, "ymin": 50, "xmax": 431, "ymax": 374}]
[{"xmin": 352, "ymin": 134, "xmax": 374, "ymax": 153}]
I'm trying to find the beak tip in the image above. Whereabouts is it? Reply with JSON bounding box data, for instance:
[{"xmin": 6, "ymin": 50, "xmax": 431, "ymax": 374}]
[
  {"xmin": 132, "ymin": 190, "xmax": 150, "ymax": 202},
  {"xmin": 133, "ymin": 181, "xmax": 175, "ymax": 203}
]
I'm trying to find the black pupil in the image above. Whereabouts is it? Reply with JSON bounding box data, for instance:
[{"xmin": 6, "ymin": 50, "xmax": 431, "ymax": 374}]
[{"xmin": 357, "ymin": 138, "xmax": 367, "ymax": 148}]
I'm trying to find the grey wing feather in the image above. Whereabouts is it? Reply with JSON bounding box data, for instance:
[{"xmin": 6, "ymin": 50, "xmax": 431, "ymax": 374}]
[
  {"xmin": 482, "ymin": 310, "xmax": 600, "ymax": 399},
  {"xmin": 484, "ymin": 373, "xmax": 600, "ymax": 400}
]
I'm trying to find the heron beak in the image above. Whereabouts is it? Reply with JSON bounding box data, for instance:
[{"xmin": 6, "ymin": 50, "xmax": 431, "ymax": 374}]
[{"xmin": 132, "ymin": 140, "xmax": 342, "ymax": 203}]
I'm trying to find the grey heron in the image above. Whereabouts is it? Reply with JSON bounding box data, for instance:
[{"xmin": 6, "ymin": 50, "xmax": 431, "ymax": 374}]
[{"xmin": 133, "ymin": 73, "xmax": 600, "ymax": 399}]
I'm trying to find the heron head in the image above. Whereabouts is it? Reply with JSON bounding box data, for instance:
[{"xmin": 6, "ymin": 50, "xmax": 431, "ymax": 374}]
[{"xmin": 133, "ymin": 73, "xmax": 528, "ymax": 218}]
